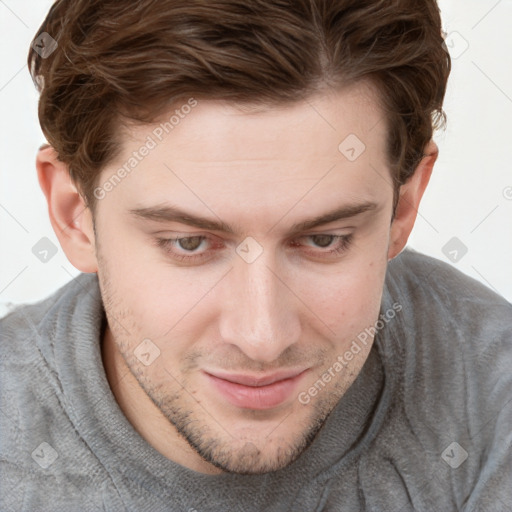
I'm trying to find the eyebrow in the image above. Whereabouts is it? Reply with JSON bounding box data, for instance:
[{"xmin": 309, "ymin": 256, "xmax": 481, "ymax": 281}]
[{"xmin": 129, "ymin": 201, "xmax": 378, "ymax": 236}]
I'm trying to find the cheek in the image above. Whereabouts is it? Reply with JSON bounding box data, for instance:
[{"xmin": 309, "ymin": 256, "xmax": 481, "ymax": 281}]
[
  {"xmin": 292, "ymin": 249, "xmax": 388, "ymax": 338},
  {"xmin": 96, "ymin": 230, "xmax": 165, "ymax": 330},
  {"xmin": 99, "ymin": 237, "xmax": 225, "ymax": 342}
]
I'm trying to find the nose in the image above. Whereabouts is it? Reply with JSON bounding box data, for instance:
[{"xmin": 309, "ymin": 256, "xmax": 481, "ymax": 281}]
[{"xmin": 218, "ymin": 250, "xmax": 301, "ymax": 364}]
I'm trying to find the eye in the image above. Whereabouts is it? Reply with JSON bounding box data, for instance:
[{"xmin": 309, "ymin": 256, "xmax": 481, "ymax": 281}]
[
  {"xmin": 155, "ymin": 235, "xmax": 218, "ymax": 263},
  {"xmin": 174, "ymin": 236, "xmax": 204, "ymax": 252},
  {"xmin": 291, "ymin": 233, "xmax": 353, "ymax": 258},
  {"xmin": 306, "ymin": 234, "xmax": 337, "ymax": 248}
]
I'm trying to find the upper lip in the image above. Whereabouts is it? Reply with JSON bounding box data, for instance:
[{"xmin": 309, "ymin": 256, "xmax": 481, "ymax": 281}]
[{"xmin": 204, "ymin": 368, "xmax": 308, "ymax": 387}]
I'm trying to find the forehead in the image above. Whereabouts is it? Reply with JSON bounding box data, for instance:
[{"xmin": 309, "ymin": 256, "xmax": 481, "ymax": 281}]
[
  {"xmin": 100, "ymin": 83, "xmax": 390, "ymax": 228},
  {"xmin": 127, "ymin": 83, "xmax": 385, "ymax": 160}
]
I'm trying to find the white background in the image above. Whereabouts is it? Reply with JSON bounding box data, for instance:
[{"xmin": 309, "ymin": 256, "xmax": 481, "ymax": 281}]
[{"xmin": 1, "ymin": 0, "xmax": 511, "ymax": 317}]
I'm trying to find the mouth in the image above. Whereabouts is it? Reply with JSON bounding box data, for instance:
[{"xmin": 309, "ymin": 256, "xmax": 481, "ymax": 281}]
[{"xmin": 203, "ymin": 368, "xmax": 310, "ymax": 410}]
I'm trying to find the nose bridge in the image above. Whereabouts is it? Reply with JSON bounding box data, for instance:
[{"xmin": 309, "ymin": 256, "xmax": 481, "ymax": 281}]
[{"xmin": 219, "ymin": 251, "xmax": 299, "ymax": 363}]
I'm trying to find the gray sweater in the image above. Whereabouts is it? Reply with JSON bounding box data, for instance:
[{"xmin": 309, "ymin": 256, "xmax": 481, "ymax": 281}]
[{"xmin": 1, "ymin": 249, "xmax": 511, "ymax": 512}]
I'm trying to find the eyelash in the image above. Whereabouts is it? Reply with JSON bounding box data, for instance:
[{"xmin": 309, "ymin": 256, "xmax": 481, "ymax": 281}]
[{"xmin": 155, "ymin": 233, "xmax": 354, "ymax": 263}]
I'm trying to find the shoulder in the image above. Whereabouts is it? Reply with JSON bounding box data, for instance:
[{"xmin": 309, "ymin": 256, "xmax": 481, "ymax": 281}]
[
  {"xmin": 383, "ymin": 248, "xmax": 511, "ymax": 387},
  {"xmin": 0, "ymin": 272, "xmax": 101, "ymax": 410},
  {"xmin": 384, "ymin": 248, "xmax": 512, "ymax": 383},
  {"xmin": 0, "ymin": 273, "xmax": 100, "ymax": 358},
  {"xmin": 381, "ymin": 249, "xmax": 512, "ymax": 504},
  {"xmin": 0, "ymin": 274, "xmax": 104, "ymax": 503},
  {"xmin": 0, "ymin": 271, "xmax": 100, "ymax": 416},
  {"xmin": 386, "ymin": 247, "xmax": 512, "ymax": 333}
]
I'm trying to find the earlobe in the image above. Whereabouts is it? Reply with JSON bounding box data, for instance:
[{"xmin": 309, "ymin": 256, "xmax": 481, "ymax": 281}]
[
  {"xmin": 36, "ymin": 145, "xmax": 98, "ymax": 273},
  {"xmin": 387, "ymin": 141, "xmax": 438, "ymax": 260}
]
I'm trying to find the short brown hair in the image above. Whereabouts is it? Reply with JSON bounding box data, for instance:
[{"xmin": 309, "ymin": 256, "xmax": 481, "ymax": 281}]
[{"xmin": 28, "ymin": 0, "xmax": 451, "ymax": 210}]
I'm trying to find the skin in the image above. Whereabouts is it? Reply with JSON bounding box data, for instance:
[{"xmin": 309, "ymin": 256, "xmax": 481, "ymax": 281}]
[{"xmin": 36, "ymin": 83, "xmax": 437, "ymax": 475}]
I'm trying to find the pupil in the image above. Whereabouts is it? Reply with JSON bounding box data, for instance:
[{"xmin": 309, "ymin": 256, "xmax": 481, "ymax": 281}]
[{"xmin": 179, "ymin": 237, "xmax": 202, "ymax": 251}]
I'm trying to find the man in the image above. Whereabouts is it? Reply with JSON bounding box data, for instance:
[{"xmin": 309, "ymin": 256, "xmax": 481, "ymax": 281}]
[{"xmin": 1, "ymin": 0, "xmax": 510, "ymax": 510}]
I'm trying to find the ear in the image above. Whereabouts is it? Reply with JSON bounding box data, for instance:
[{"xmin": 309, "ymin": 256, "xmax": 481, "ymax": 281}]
[
  {"xmin": 36, "ymin": 145, "xmax": 98, "ymax": 273},
  {"xmin": 387, "ymin": 141, "xmax": 438, "ymax": 260}
]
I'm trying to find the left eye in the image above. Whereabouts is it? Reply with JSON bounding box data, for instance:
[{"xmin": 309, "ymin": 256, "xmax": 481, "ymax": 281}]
[
  {"xmin": 291, "ymin": 233, "xmax": 353, "ymax": 257},
  {"xmin": 301, "ymin": 234, "xmax": 339, "ymax": 248}
]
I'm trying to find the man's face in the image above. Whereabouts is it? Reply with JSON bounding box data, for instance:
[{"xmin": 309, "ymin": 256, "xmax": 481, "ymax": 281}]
[{"xmin": 94, "ymin": 84, "xmax": 394, "ymax": 474}]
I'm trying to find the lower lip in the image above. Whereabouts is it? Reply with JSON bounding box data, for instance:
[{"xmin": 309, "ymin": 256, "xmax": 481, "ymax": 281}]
[{"xmin": 205, "ymin": 371, "xmax": 308, "ymax": 410}]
